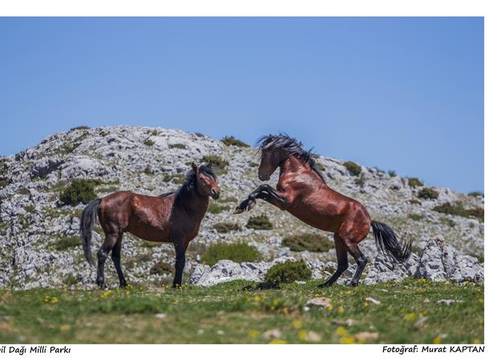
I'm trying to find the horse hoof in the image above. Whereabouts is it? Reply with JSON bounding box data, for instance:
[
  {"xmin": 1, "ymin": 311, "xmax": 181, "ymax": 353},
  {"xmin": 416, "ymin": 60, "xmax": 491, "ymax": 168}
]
[
  {"xmin": 234, "ymin": 207, "xmax": 244, "ymax": 214},
  {"xmin": 349, "ymin": 281, "xmax": 359, "ymax": 287}
]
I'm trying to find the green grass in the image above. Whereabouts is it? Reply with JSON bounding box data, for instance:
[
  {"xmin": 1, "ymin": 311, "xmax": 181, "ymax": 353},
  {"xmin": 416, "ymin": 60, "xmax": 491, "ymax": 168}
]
[
  {"xmin": 0, "ymin": 279, "xmax": 483, "ymax": 344},
  {"xmin": 201, "ymin": 243, "xmax": 262, "ymax": 266}
]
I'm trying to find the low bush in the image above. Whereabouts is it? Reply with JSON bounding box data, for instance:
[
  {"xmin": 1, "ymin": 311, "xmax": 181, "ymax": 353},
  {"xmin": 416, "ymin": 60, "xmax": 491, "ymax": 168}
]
[
  {"xmin": 468, "ymin": 191, "xmax": 483, "ymax": 198},
  {"xmin": 201, "ymin": 155, "xmax": 229, "ymax": 174},
  {"xmin": 0, "ymin": 177, "xmax": 9, "ymax": 189},
  {"xmin": 282, "ymin": 233, "xmax": 333, "ymax": 252},
  {"xmin": 201, "ymin": 243, "xmax": 261, "ymax": 266},
  {"xmin": 388, "ymin": 170, "xmax": 397, "ymax": 177},
  {"xmin": 213, "ymin": 222, "xmax": 241, "ymax": 233},
  {"xmin": 169, "ymin": 143, "xmax": 187, "ymax": 149},
  {"xmin": 149, "ymin": 261, "xmax": 174, "ymax": 275},
  {"xmin": 163, "ymin": 173, "xmax": 185, "ymax": 184},
  {"xmin": 408, "ymin": 213, "xmax": 424, "ymax": 221},
  {"xmin": 417, "ymin": 187, "xmax": 439, "ymax": 200},
  {"xmin": 221, "ymin": 136, "xmax": 249, "ymax": 148},
  {"xmin": 432, "ymin": 202, "xmax": 484, "ymax": 222},
  {"xmin": 264, "ymin": 260, "xmax": 312, "ymax": 286},
  {"xmin": 246, "ymin": 214, "xmax": 273, "ymax": 230},
  {"xmin": 59, "ymin": 179, "xmax": 100, "ymax": 206},
  {"xmin": 343, "ymin": 161, "xmax": 362, "ymax": 176},
  {"xmin": 208, "ymin": 202, "xmax": 230, "ymax": 214},
  {"xmin": 53, "ymin": 235, "xmax": 81, "ymax": 251},
  {"xmin": 408, "ymin": 177, "xmax": 424, "ymax": 188},
  {"xmin": 144, "ymin": 139, "xmax": 155, "ymax": 147}
]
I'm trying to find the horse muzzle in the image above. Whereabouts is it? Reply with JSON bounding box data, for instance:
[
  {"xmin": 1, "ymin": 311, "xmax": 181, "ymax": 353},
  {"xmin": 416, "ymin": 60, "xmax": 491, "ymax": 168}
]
[{"xmin": 210, "ymin": 190, "xmax": 220, "ymax": 200}]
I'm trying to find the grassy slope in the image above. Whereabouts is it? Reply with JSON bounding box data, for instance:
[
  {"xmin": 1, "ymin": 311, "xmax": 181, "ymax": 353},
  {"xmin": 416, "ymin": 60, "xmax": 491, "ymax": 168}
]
[{"xmin": 0, "ymin": 279, "xmax": 483, "ymax": 344}]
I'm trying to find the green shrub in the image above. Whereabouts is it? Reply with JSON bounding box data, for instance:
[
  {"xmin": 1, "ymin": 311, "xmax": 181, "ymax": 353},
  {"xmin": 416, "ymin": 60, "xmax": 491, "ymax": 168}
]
[
  {"xmin": 343, "ymin": 161, "xmax": 362, "ymax": 176},
  {"xmin": 246, "ymin": 214, "xmax": 273, "ymax": 230},
  {"xmin": 63, "ymin": 274, "xmax": 79, "ymax": 286},
  {"xmin": 432, "ymin": 202, "xmax": 484, "ymax": 222},
  {"xmin": 163, "ymin": 173, "xmax": 185, "ymax": 184},
  {"xmin": 0, "ymin": 177, "xmax": 9, "ymax": 189},
  {"xmin": 201, "ymin": 155, "xmax": 229, "ymax": 174},
  {"xmin": 169, "ymin": 143, "xmax": 187, "ymax": 149},
  {"xmin": 221, "ymin": 136, "xmax": 249, "ymax": 148},
  {"xmin": 59, "ymin": 179, "xmax": 100, "ymax": 206},
  {"xmin": 218, "ymin": 196, "xmax": 238, "ymax": 203},
  {"xmin": 53, "ymin": 235, "xmax": 81, "ymax": 251},
  {"xmin": 408, "ymin": 213, "xmax": 424, "ymax": 221},
  {"xmin": 468, "ymin": 191, "xmax": 483, "ymax": 198},
  {"xmin": 408, "ymin": 177, "xmax": 424, "ymax": 188},
  {"xmin": 208, "ymin": 202, "xmax": 230, "ymax": 214},
  {"xmin": 282, "ymin": 233, "xmax": 333, "ymax": 252},
  {"xmin": 213, "ymin": 222, "xmax": 241, "ymax": 233},
  {"xmin": 201, "ymin": 243, "xmax": 261, "ymax": 266},
  {"xmin": 388, "ymin": 170, "xmax": 397, "ymax": 177},
  {"xmin": 144, "ymin": 139, "xmax": 155, "ymax": 147},
  {"xmin": 354, "ymin": 173, "xmax": 366, "ymax": 187},
  {"xmin": 24, "ymin": 204, "xmax": 36, "ymax": 213},
  {"xmin": 70, "ymin": 125, "xmax": 90, "ymax": 131},
  {"xmin": 264, "ymin": 260, "xmax": 311, "ymax": 285},
  {"xmin": 149, "ymin": 261, "xmax": 173, "ymax": 275},
  {"xmin": 148, "ymin": 129, "xmax": 161, "ymax": 136},
  {"xmin": 417, "ymin": 187, "xmax": 439, "ymax": 200}
]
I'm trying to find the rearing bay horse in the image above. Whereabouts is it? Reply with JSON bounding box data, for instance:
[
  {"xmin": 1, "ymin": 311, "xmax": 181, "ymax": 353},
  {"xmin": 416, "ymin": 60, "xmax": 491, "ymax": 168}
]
[
  {"xmin": 235, "ymin": 134, "xmax": 411, "ymax": 287},
  {"xmin": 80, "ymin": 163, "xmax": 220, "ymax": 288}
]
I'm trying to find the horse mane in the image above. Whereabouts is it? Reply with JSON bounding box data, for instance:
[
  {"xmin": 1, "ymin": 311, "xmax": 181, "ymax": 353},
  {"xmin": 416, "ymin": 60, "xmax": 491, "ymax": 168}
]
[
  {"xmin": 257, "ymin": 134, "xmax": 325, "ymax": 182},
  {"xmin": 159, "ymin": 164, "xmax": 216, "ymax": 200}
]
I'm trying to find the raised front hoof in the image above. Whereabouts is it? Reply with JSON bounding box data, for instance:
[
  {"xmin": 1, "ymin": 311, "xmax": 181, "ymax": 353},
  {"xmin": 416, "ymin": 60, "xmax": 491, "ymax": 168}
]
[{"xmin": 234, "ymin": 198, "xmax": 256, "ymax": 214}]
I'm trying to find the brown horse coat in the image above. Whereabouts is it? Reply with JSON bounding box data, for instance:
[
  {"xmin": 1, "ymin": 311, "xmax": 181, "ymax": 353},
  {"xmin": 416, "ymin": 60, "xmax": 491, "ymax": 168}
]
[{"xmin": 80, "ymin": 163, "xmax": 219, "ymax": 288}]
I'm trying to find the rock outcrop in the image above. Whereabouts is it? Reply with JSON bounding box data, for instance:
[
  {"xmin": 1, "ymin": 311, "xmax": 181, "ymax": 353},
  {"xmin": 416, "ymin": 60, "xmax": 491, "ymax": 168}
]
[{"xmin": 0, "ymin": 126, "xmax": 484, "ymax": 289}]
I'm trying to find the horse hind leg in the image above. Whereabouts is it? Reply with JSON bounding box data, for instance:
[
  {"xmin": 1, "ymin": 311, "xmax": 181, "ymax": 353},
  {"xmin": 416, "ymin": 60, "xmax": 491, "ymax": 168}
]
[
  {"xmin": 345, "ymin": 243, "xmax": 368, "ymax": 287},
  {"xmin": 111, "ymin": 234, "xmax": 127, "ymax": 288},
  {"xmin": 96, "ymin": 232, "xmax": 119, "ymax": 289},
  {"xmin": 319, "ymin": 234, "xmax": 348, "ymax": 288}
]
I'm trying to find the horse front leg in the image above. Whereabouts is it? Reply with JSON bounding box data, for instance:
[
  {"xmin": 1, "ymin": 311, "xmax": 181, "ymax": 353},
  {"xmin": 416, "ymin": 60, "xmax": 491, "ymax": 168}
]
[
  {"xmin": 172, "ymin": 241, "xmax": 188, "ymax": 288},
  {"xmin": 234, "ymin": 184, "xmax": 288, "ymax": 213}
]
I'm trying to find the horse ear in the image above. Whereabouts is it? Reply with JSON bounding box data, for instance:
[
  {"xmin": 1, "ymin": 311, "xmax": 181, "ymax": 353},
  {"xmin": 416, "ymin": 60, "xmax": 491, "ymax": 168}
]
[{"xmin": 191, "ymin": 162, "xmax": 198, "ymax": 172}]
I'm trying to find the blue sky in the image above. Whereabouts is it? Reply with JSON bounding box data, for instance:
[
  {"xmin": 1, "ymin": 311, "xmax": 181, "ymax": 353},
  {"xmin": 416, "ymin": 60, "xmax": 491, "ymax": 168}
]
[{"xmin": 0, "ymin": 17, "xmax": 483, "ymax": 192}]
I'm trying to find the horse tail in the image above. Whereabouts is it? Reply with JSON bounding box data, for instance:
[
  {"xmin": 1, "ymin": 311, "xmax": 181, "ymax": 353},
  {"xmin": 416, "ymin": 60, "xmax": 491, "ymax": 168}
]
[
  {"xmin": 371, "ymin": 221, "xmax": 412, "ymax": 262},
  {"xmin": 80, "ymin": 198, "xmax": 101, "ymax": 266}
]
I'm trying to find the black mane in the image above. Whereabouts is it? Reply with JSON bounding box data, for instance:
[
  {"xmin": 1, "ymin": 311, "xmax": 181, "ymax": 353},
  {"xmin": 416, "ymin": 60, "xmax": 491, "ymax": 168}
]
[
  {"xmin": 257, "ymin": 134, "xmax": 325, "ymax": 182},
  {"xmin": 159, "ymin": 164, "xmax": 216, "ymax": 200}
]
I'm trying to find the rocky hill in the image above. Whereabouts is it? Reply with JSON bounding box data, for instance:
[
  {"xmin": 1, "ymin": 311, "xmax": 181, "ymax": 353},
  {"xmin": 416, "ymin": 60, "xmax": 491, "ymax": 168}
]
[{"xmin": 0, "ymin": 126, "xmax": 484, "ymax": 289}]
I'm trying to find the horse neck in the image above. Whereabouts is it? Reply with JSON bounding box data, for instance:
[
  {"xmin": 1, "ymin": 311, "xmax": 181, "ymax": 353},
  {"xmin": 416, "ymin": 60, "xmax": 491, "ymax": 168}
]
[
  {"xmin": 174, "ymin": 185, "xmax": 209, "ymax": 217},
  {"xmin": 279, "ymin": 156, "xmax": 323, "ymax": 183}
]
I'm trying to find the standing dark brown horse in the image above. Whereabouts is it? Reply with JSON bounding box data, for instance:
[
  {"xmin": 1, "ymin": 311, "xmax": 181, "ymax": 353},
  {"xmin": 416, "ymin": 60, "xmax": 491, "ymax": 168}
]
[
  {"xmin": 235, "ymin": 134, "xmax": 411, "ymax": 287},
  {"xmin": 80, "ymin": 163, "xmax": 220, "ymax": 289}
]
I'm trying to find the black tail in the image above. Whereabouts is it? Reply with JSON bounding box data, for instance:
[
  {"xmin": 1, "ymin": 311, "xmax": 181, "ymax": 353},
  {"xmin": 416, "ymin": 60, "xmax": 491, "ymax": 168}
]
[
  {"xmin": 371, "ymin": 221, "xmax": 412, "ymax": 262},
  {"xmin": 80, "ymin": 199, "xmax": 101, "ymax": 266}
]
